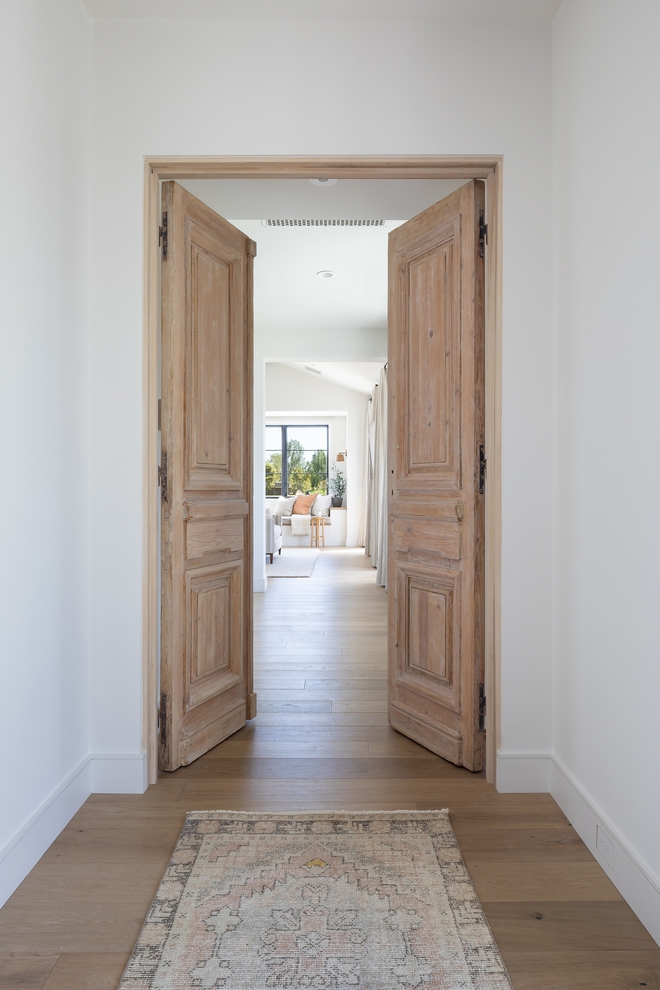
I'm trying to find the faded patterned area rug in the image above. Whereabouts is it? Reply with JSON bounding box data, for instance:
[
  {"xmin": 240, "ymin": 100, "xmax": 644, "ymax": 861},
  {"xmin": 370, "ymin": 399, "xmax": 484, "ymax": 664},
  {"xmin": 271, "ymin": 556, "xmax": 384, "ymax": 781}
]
[{"xmin": 118, "ymin": 810, "xmax": 513, "ymax": 989}]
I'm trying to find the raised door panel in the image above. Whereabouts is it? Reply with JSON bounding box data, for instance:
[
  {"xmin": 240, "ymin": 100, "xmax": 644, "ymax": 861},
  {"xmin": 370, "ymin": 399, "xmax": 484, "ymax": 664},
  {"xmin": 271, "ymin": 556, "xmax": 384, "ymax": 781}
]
[
  {"xmin": 410, "ymin": 585, "xmax": 448, "ymax": 681},
  {"xmin": 388, "ymin": 180, "xmax": 485, "ymax": 772},
  {"xmin": 186, "ymin": 518, "xmax": 243, "ymax": 559},
  {"xmin": 184, "ymin": 500, "xmax": 248, "ymax": 560},
  {"xmin": 160, "ymin": 180, "xmax": 254, "ymax": 773},
  {"xmin": 186, "ymin": 226, "xmax": 243, "ymax": 492},
  {"xmin": 185, "ymin": 560, "xmax": 243, "ymax": 711},
  {"xmin": 394, "ymin": 561, "xmax": 461, "ymax": 715},
  {"xmin": 393, "ymin": 513, "xmax": 461, "ymax": 560},
  {"xmin": 397, "ymin": 218, "xmax": 462, "ymax": 493}
]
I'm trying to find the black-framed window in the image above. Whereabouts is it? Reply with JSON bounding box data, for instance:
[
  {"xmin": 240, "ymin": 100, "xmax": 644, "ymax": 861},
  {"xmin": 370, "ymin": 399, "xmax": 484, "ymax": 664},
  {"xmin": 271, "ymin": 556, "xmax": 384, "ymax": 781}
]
[{"xmin": 265, "ymin": 425, "xmax": 329, "ymax": 496}]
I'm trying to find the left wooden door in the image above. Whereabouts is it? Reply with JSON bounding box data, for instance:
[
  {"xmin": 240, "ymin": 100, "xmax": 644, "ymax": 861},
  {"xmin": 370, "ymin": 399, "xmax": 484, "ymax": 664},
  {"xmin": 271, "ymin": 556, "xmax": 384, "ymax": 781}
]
[{"xmin": 159, "ymin": 181, "xmax": 255, "ymax": 772}]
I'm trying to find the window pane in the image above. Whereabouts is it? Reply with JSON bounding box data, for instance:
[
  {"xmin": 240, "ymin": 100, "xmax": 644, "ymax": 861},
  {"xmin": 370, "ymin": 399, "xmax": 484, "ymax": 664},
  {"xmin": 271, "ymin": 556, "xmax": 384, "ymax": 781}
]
[
  {"xmin": 287, "ymin": 426, "xmax": 328, "ymax": 450},
  {"xmin": 286, "ymin": 426, "xmax": 328, "ymax": 496},
  {"xmin": 265, "ymin": 426, "xmax": 282, "ymax": 496}
]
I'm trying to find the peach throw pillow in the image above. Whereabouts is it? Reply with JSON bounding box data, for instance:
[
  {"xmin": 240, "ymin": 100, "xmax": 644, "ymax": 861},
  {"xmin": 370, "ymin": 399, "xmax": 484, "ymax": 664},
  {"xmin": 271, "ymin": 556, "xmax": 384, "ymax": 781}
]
[{"xmin": 292, "ymin": 493, "xmax": 317, "ymax": 515}]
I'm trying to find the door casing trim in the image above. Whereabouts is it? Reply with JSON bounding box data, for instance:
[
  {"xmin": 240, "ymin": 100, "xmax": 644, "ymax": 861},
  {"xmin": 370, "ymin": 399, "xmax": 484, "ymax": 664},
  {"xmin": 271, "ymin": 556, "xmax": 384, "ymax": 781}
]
[{"xmin": 142, "ymin": 156, "xmax": 502, "ymax": 786}]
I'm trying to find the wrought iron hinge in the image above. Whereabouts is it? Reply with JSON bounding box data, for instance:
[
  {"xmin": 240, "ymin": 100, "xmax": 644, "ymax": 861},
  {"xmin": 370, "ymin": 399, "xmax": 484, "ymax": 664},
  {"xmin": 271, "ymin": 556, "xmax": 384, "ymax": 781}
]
[
  {"xmin": 159, "ymin": 694, "xmax": 168, "ymax": 745},
  {"xmin": 159, "ymin": 211, "xmax": 168, "ymax": 257},
  {"xmin": 478, "ymin": 684, "xmax": 486, "ymax": 733},
  {"xmin": 158, "ymin": 450, "xmax": 168, "ymax": 502},
  {"xmin": 478, "ymin": 444, "xmax": 487, "ymax": 495},
  {"xmin": 479, "ymin": 209, "xmax": 488, "ymax": 259}
]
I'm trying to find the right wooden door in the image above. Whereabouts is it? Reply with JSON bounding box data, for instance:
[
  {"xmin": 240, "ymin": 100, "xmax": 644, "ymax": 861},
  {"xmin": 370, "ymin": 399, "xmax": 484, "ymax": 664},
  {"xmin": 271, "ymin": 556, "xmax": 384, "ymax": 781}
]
[{"xmin": 388, "ymin": 180, "xmax": 486, "ymax": 771}]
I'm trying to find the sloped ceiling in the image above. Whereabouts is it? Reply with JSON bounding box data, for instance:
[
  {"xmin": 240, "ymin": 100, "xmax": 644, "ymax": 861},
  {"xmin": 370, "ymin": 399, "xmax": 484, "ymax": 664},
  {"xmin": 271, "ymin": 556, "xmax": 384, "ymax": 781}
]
[
  {"xmin": 281, "ymin": 362, "xmax": 384, "ymax": 396},
  {"xmin": 82, "ymin": 0, "xmax": 562, "ymax": 20}
]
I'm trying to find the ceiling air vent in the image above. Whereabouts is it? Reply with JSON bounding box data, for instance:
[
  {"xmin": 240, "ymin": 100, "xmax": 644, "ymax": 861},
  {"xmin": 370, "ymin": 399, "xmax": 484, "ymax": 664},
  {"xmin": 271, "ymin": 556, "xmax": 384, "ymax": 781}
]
[{"xmin": 262, "ymin": 219, "xmax": 385, "ymax": 227}]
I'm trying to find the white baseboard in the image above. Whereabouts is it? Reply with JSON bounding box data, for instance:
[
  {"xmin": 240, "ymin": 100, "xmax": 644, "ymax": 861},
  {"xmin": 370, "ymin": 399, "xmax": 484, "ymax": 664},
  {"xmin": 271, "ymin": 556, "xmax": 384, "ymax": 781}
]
[
  {"xmin": 4, "ymin": 746, "xmax": 657, "ymax": 948},
  {"xmin": 496, "ymin": 750, "xmax": 660, "ymax": 946},
  {"xmin": 0, "ymin": 750, "xmax": 148, "ymax": 909},
  {"xmin": 91, "ymin": 752, "xmax": 148, "ymax": 794},
  {"xmin": 0, "ymin": 756, "xmax": 93, "ymax": 908},
  {"xmin": 550, "ymin": 755, "xmax": 660, "ymax": 946},
  {"xmin": 253, "ymin": 576, "xmax": 267, "ymax": 593},
  {"xmin": 496, "ymin": 751, "xmax": 551, "ymax": 792}
]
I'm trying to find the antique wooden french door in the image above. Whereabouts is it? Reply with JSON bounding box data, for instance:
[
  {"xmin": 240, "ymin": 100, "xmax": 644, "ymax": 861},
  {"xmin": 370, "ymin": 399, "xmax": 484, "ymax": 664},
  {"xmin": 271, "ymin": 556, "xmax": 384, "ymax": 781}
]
[
  {"xmin": 388, "ymin": 180, "xmax": 486, "ymax": 771},
  {"xmin": 159, "ymin": 181, "xmax": 255, "ymax": 772}
]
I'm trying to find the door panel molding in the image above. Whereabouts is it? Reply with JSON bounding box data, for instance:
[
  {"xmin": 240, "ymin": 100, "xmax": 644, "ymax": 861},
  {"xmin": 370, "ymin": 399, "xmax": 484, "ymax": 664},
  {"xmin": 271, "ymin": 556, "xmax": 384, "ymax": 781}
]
[
  {"xmin": 143, "ymin": 156, "xmax": 502, "ymax": 785},
  {"xmin": 159, "ymin": 180, "xmax": 253, "ymax": 772},
  {"xmin": 389, "ymin": 180, "xmax": 485, "ymax": 771}
]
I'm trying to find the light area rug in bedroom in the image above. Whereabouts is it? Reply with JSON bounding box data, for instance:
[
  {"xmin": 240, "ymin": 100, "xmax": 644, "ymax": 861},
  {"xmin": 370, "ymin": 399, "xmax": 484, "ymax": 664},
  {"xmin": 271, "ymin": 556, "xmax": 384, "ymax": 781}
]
[
  {"xmin": 118, "ymin": 810, "xmax": 513, "ymax": 989},
  {"xmin": 267, "ymin": 548, "xmax": 319, "ymax": 577}
]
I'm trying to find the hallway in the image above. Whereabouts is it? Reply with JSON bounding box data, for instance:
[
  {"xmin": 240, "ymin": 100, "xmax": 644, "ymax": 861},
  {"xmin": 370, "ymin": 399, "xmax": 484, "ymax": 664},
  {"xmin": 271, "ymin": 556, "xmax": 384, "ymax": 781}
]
[{"xmin": 0, "ymin": 549, "xmax": 658, "ymax": 988}]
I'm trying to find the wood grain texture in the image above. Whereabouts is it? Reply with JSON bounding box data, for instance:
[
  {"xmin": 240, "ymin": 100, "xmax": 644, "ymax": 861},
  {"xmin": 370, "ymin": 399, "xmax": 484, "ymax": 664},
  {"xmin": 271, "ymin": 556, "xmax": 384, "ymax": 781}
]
[
  {"xmin": 143, "ymin": 156, "xmax": 503, "ymax": 787},
  {"xmin": 143, "ymin": 162, "xmax": 161, "ymax": 785},
  {"xmin": 159, "ymin": 181, "xmax": 253, "ymax": 771},
  {"xmin": 388, "ymin": 181, "xmax": 486, "ymax": 770},
  {"xmin": 3, "ymin": 549, "xmax": 656, "ymax": 988},
  {"xmin": 0, "ymin": 955, "xmax": 59, "ymax": 988},
  {"xmin": 146, "ymin": 156, "xmax": 499, "ymax": 181},
  {"xmin": 485, "ymin": 163, "xmax": 503, "ymax": 783}
]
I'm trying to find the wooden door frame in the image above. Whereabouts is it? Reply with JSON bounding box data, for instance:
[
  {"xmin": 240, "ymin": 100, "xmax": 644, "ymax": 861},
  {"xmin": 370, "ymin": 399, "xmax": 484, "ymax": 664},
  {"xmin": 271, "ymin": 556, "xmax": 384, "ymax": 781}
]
[{"xmin": 142, "ymin": 156, "xmax": 503, "ymax": 786}]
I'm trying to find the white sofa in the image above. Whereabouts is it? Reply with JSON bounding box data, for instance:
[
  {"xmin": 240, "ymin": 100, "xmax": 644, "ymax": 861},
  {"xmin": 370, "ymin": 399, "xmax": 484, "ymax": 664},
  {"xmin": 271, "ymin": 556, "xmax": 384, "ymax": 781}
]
[
  {"xmin": 265, "ymin": 510, "xmax": 283, "ymax": 563},
  {"xmin": 265, "ymin": 499, "xmax": 347, "ymax": 548}
]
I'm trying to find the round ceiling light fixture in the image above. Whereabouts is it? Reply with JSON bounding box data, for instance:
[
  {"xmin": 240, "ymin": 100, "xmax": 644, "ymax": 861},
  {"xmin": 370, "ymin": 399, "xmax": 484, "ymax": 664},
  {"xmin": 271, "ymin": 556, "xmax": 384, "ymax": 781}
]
[
  {"xmin": 310, "ymin": 178, "xmax": 337, "ymax": 186},
  {"xmin": 316, "ymin": 270, "xmax": 336, "ymax": 279}
]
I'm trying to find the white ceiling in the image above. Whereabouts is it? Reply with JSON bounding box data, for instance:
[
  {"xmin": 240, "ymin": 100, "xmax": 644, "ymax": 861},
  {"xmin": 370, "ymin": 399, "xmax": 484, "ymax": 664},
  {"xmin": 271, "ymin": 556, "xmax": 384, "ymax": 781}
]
[
  {"xmin": 83, "ymin": 0, "xmax": 562, "ymax": 21},
  {"xmin": 180, "ymin": 178, "xmax": 468, "ymax": 335},
  {"xmin": 230, "ymin": 219, "xmax": 395, "ymax": 333},
  {"xmin": 180, "ymin": 178, "xmax": 468, "ymax": 222},
  {"xmin": 281, "ymin": 361, "xmax": 384, "ymax": 396},
  {"xmin": 181, "ymin": 178, "xmax": 451, "ymax": 394}
]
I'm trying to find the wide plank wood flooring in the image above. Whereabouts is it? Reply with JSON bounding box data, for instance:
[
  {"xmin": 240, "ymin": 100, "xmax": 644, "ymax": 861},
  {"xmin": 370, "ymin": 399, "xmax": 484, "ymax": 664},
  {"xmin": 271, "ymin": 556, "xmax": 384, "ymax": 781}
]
[{"xmin": 1, "ymin": 548, "xmax": 658, "ymax": 989}]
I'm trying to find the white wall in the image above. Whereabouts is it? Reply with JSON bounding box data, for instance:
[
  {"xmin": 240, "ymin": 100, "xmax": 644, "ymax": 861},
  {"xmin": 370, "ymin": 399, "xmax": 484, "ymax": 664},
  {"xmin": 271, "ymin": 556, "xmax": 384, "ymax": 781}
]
[
  {"xmin": 3, "ymin": 0, "xmax": 659, "ymax": 945},
  {"xmin": 91, "ymin": 16, "xmax": 554, "ymax": 771},
  {"xmin": 551, "ymin": 0, "xmax": 660, "ymax": 942},
  {"xmin": 265, "ymin": 363, "xmax": 371, "ymax": 549},
  {"xmin": 0, "ymin": 0, "xmax": 93, "ymax": 904}
]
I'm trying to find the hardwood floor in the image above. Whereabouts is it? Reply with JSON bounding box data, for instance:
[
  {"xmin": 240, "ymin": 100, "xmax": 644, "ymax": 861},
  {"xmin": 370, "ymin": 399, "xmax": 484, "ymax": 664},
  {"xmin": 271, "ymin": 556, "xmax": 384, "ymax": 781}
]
[{"xmin": 1, "ymin": 548, "xmax": 658, "ymax": 989}]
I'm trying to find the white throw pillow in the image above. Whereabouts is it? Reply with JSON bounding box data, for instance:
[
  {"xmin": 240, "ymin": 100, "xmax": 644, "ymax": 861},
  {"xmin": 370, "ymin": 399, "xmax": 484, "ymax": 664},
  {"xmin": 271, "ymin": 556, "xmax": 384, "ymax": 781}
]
[
  {"xmin": 311, "ymin": 494, "xmax": 333, "ymax": 517},
  {"xmin": 273, "ymin": 495, "xmax": 297, "ymax": 517}
]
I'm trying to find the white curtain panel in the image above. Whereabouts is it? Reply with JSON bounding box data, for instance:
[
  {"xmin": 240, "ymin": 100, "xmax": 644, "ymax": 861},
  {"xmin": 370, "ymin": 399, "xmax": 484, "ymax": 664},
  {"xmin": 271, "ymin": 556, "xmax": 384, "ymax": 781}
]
[
  {"xmin": 363, "ymin": 391, "xmax": 376, "ymax": 556},
  {"xmin": 364, "ymin": 365, "xmax": 388, "ymax": 588},
  {"xmin": 358, "ymin": 408, "xmax": 370, "ymax": 548}
]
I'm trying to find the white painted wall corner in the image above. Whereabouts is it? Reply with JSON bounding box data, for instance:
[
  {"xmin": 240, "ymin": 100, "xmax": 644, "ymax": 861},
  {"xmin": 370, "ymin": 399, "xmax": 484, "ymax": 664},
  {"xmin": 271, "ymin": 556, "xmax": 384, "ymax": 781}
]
[
  {"xmin": 496, "ymin": 751, "xmax": 552, "ymax": 792},
  {"xmin": 0, "ymin": 751, "xmax": 148, "ymax": 908},
  {"xmin": 91, "ymin": 752, "xmax": 148, "ymax": 794},
  {"xmin": 0, "ymin": 756, "xmax": 92, "ymax": 908},
  {"xmin": 254, "ymin": 577, "xmax": 267, "ymax": 593},
  {"xmin": 550, "ymin": 755, "xmax": 660, "ymax": 947},
  {"xmin": 496, "ymin": 750, "xmax": 660, "ymax": 945}
]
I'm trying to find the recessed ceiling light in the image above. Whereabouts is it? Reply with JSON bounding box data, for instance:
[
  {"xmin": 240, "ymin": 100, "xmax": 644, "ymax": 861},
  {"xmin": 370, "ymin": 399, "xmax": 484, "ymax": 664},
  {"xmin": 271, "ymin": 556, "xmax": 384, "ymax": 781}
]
[
  {"xmin": 310, "ymin": 178, "xmax": 337, "ymax": 187},
  {"xmin": 317, "ymin": 270, "xmax": 335, "ymax": 279}
]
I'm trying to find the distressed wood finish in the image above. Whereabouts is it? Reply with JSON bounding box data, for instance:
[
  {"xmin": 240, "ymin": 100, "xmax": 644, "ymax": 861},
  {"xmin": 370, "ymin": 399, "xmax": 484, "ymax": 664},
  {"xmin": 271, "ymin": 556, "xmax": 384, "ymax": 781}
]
[
  {"xmin": 147, "ymin": 156, "xmax": 498, "ymax": 181},
  {"xmin": 2, "ymin": 552, "xmax": 659, "ymax": 989},
  {"xmin": 388, "ymin": 180, "xmax": 486, "ymax": 771},
  {"xmin": 160, "ymin": 181, "xmax": 254, "ymax": 771},
  {"xmin": 144, "ymin": 156, "xmax": 503, "ymax": 787}
]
